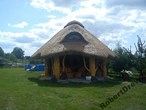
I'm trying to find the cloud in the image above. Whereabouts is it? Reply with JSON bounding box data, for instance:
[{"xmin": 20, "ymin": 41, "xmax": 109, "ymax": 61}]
[
  {"xmin": 37, "ymin": 33, "xmax": 50, "ymax": 39},
  {"xmin": 0, "ymin": 30, "xmax": 44, "ymax": 55},
  {"xmin": 105, "ymin": 0, "xmax": 146, "ymax": 9},
  {"xmin": 76, "ymin": 15, "xmax": 96, "ymax": 20},
  {"xmin": 30, "ymin": 0, "xmax": 81, "ymax": 9},
  {"xmin": 31, "ymin": 41, "xmax": 44, "ymax": 47},
  {"xmin": 0, "ymin": 41, "xmax": 16, "ymax": 53},
  {"xmin": 30, "ymin": 0, "xmax": 71, "ymax": 14},
  {"xmin": 0, "ymin": 41, "xmax": 15, "ymax": 48},
  {"xmin": 1, "ymin": 0, "xmax": 146, "ymax": 56},
  {"xmin": 83, "ymin": 20, "xmax": 133, "ymax": 36},
  {"xmin": 13, "ymin": 36, "xmax": 34, "ymax": 43},
  {"xmin": 13, "ymin": 21, "xmax": 28, "ymax": 28},
  {"xmin": 50, "ymin": 0, "xmax": 81, "ymax": 7},
  {"xmin": 47, "ymin": 15, "xmax": 56, "ymax": 19},
  {"xmin": 28, "ymin": 0, "xmax": 146, "ymax": 52}
]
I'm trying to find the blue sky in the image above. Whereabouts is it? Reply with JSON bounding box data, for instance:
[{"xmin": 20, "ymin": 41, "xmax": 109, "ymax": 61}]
[
  {"xmin": 0, "ymin": 0, "xmax": 146, "ymax": 56},
  {"xmin": 0, "ymin": 0, "xmax": 48, "ymax": 32}
]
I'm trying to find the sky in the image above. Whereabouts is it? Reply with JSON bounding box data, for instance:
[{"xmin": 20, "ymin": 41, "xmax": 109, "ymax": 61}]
[{"xmin": 0, "ymin": 0, "xmax": 146, "ymax": 56}]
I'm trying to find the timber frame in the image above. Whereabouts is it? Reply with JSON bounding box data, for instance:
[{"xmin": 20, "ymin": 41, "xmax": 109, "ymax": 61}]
[{"xmin": 44, "ymin": 54, "xmax": 108, "ymax": 80}]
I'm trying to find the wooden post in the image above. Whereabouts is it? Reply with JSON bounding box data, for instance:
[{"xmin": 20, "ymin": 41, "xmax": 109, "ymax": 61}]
[
  {"xmin": 62, "ymin": 55, "xmax": 66, "ymax": 72},
  {"xmin": 82, "ymin": 56, "xmax": 90, "ymax": 72},
  {"xmin": 89, "ymin": 56, "xmax": 96, "ymax": 76},
  {"xmin": 102, "ymin": 59, "xmax": 107, "ymax": 77},
  {"xmin": 45, "ymin": 59, "xmax": 49, "ymax": 76},
  {"xmin": 53, "ymin": 56, "xmax": 60, "ymax": 79}
]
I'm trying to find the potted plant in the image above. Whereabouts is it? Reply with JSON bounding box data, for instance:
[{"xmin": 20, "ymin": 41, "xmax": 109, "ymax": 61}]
[{"xmin": 85, "ymin": 72, "xmax": 91, "ymax": 81}]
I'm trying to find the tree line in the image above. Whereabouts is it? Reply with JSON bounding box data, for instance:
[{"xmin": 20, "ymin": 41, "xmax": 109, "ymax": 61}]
[
  {"xmin": 0, "ymin": 47, "xmax": 25, "ymax": 66},
  {"xmin": 0, "ymin": 47, "xmax": 24, "ymax": 60},
  {"xmin": 0, "ymin": 47, "xmax": 43, "ymax": 67}
]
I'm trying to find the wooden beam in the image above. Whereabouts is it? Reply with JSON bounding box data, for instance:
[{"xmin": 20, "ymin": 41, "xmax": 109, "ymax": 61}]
[
  {"xmin": 53, "ymin": 56, "xmax": 60, "ymax": 79},
  {"xmin": 44, "ymin": 59, "xmax": 49, "ymax": 76},
  {"xmin": 62, "ymin": 55, "xmax": 66, "ymax": 72},
  {"xmin": 89, "ymin": 56, "xmax": 96, "ymax": 76},
  {"xmin": 82, "ymin": 56, "xmax": 90, "ymax": 72},
  {"xmin": 102, "ymin": 59, "xmax": 107, "ymax": 77}
]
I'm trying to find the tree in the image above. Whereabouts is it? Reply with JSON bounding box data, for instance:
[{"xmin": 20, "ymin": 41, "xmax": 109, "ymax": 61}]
[
  {"xmin": 0, "ymin": 47, "xmax": 5, "ymax": 57},
  {"xmin": 144, "ymin": 49, "xmax": 146, "ymax": 57},
  {"xmin": 134, "ymin": 36, "xmax": 146, "ymax": 75},
  {"xmin": 111, "ymin": 43, "xmax": 133, "ymax": 72},
  {"xmin": 11, "ymin": 47, "xmax": 24, "ymax": 59},
  {"xmin": 5, "ymin": 53, "xmax": 17, "ymax": 62}
]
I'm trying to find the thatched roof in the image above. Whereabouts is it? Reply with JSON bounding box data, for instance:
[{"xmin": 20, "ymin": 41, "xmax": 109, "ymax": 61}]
[{"xmin": 32, "ymin": 20, "xmax": 116, "ymax": 59}]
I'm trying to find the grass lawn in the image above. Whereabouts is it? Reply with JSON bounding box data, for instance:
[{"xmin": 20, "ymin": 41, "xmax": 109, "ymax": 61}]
[{"xmin": 0, "ymin": 68, "xmax": 146, "ymax": 110}]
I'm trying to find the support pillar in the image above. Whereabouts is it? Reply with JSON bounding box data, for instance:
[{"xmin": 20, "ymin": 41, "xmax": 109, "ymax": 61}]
[
  {"xmin": 89, "ymin": 56, "xmax": 96, "ymax": 76},
  {"xmin": 102, "ymin": 59, "xmax": 107, "ymax": 77},
  {"xmin": 53, "ymin": 56, "xmax": 60, "ymax": 79},
  {"xmin": 45, "ymin": 59, "xmax": 49, "ymax": 76}
]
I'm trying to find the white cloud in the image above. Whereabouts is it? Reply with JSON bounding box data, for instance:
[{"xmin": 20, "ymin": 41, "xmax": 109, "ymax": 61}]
[
  {"xmin": 13, "ymin": 36, "xmax": 34, "ymax": 43},
  {"xmin": 1, "ymin": 0, "xmax": 146, "ymax": 56},
  {"xmin": 28, "ymin": 0, "xmax": 146, "ymax": 52},
  {"xmin": 0, "ymin": 31, "xmax": 37, "ymax": 55},
  {"xmin": 50, "ymin": 0, "xmax": 81, "ymax": 7},
  {"xmin": 13, "ymin": 21, "xmax": 28, "ymax": 28},
  {"xmin": 30, "ymin": 0, "xmax": 72, "ymax": 14},
  {"xmin": 47, "ymin": 15, "xmax": 56, "ymax": 19},
  {"xmin": 105, "ymin": 0, "xmax": 146, "ymax": 10}
]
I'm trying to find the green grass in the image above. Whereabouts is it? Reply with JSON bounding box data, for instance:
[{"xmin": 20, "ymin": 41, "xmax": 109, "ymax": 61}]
[{"xmin": 0, "ymin": 68, "xmax": 146, "ymax": 110}]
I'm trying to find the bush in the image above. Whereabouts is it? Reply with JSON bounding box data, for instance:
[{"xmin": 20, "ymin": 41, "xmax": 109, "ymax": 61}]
[{"xmin": 143, "ymin": 69, "xmax": 146, "ymax": 75}]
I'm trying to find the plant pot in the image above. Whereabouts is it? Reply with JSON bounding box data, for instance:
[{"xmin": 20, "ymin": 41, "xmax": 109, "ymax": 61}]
[{"xmin": 86, "ymin": 76, "xmax": 91, "ymax": 81}]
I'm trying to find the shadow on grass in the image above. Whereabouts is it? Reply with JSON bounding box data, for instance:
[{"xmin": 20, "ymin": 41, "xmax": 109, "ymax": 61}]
[{"xmin": 28, "ymin": 77, "xmax": 122, "ymax": 88}]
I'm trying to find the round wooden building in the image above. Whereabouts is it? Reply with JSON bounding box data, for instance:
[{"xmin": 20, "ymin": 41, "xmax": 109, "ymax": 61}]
[{"xmin": 32, "ymin": 20, "xmax": 116, "ymax": 80}]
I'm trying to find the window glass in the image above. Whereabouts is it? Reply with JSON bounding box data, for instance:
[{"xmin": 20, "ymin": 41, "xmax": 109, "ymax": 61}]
[{"xmin": 61, "ymin": 32, "xmax": 87, "ymax": 43}]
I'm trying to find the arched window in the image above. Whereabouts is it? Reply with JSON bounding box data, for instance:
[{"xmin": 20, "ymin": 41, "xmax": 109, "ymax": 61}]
[{"xmin": 60, "ymin": 32, "xmax": 88, "ymax": 43}]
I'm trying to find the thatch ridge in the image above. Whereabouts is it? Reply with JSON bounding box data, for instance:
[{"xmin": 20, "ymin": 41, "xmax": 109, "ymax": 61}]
[{"xmin": 64, "ymin": 20, "xmax": 84, "ymax": 28}]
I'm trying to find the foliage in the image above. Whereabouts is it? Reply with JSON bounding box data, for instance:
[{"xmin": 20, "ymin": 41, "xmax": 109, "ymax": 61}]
[
  {"xmin": 111, "ymin": 43, "xmax": 134, "ymax": 72},
  {"xmin": 111, "ymin": 36, "xmax": 146, "ymax": 75},
  {"xmin": 24, "ymin": 56, "xmax": 31, "ymax": 60},
  {"xmin": 11, "ymin": 47, "xmax": 24, "ymax": 59},
  {"xmin": 134, "ymin": 36, "xmax": 146, "ymax": 75},
  {"xmin": 5, "ymin": 53, "xmax": 17, "ymax": 62},
  {"xmin": 0, "ymin": 57, "xmax": 9, "ymax": 67},
  {"xmin": 0, "ymin": 57, "xmax": 5, "ymax": 67},
  {"xmin": 0, "ymin": 47, "xmax": 4, "ymax": 57}
]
